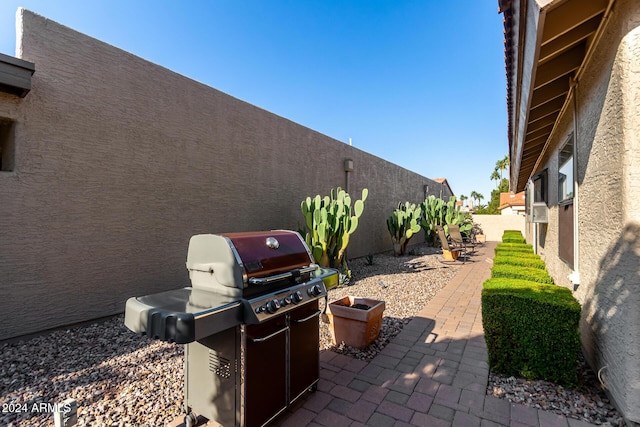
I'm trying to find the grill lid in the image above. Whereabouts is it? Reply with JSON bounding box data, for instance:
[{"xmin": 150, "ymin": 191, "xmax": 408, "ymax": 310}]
[
  {"xmin": 222, "ymin": 231, "xmax": 313, "ymax": 278},
  {"xmin": 186, "ymin": 231, "xmax": 315, "ymax": 292}
]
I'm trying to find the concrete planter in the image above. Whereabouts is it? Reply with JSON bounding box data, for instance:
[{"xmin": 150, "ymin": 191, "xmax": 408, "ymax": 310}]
[{"xmin": 327, "ymin": 296, "xmax": 385, "ymax": 349}]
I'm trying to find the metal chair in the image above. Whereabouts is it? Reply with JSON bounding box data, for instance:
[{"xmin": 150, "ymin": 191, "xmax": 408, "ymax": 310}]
[
  {"xmin": 448, "ymin": 224, "xmax": 478, "ymax": 254},
  {"xmin": 436, "ymin": 225, "xmax": 466, "ymax": 264}
]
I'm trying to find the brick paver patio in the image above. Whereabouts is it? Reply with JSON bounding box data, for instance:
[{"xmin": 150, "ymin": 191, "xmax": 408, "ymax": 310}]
[
  {"xmin": 274, "ymin": 242, "xmax": 598, "ymax": 427},
  {"xmin": 173, "ymin": 242, "xmax": 598, "ymax": 427}
]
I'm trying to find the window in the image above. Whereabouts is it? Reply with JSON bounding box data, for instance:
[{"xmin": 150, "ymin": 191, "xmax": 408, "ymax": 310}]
[
  {"xmin": 533, "ymin": 169, "xmax": 548, "ymax": 204},
  {"xmin": 558, "ymin": 136, "xmax": 574, "ymax": 268},
  {"xmin": 526, "ymin": 169, "xmax": 549, "ymax": 223},
  {"xmin": 558, "ymin": 137, "xmax": 574, "ymax": 202},
  {"xmin": 0, "ymin": 118, "xmax": 16, "ymax": 172}
]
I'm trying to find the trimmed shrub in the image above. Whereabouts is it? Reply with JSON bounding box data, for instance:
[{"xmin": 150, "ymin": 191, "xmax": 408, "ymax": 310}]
[
  {"xmin": 502, "ymin": 230, "xmax": 526, "ymax": 243},
  {"xmin": 481, "ymin": 278, "xmax": 581, "ymax": 385},
  {"xmin": 497, "ymin": 242, "xmax": 533, "ymax": 250},
  {"xmin": 503, "ymin": 236, "xmax": 526, "ymax": 243},
  {"xmin": 495, "ymin": 243, "xmax": 533, "ymax": 253},
  {"xmin": 494, "ymin": 249, "xmax": 537, "ymax": 258},
  {"xmin": 495, "ymin": 250, "xmax": 536, "ymax": 259},
  {"xmin": 493, "ymin": 254, "xmax": 546, "ymax": 269},
  {"xmin": 491, "ymin": 264, "xmax": 554, "ymax": 284}
]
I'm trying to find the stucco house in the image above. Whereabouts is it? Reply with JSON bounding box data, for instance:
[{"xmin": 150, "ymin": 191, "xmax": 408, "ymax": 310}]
[
  {"xmin": 498, "ymin": 191, "xmax": 525, "ymax": 215},
  {"xmin": 499, "ymin": 0, "xmax": 640, "ymax": 423}
]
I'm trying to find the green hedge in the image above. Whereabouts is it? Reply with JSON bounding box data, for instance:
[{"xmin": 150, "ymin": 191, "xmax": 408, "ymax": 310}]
[
  {"xmin": 491, "ymin": 264, "xmax": 554, "ymax": 283},
  {"xmin": 494, "ymin": 254, "xmax": 546, "ymax": 269},
  {"xmin": 495, "ymin": 249, "xmax": 538, "ymax": 257},
  {"xmin": 496, "ymin": 242, "xmax": 533, "ymax": 252},
  {"xmin": 481, "ymin": 278, "xmax": 581, "ymax": 385},
  {"xmin": 502, "ymin": 230, "xmax": 526, "ymax": 243},
  {"xmin": 503, "ymin": 236, "xmax": 526, "ymax": 243}
]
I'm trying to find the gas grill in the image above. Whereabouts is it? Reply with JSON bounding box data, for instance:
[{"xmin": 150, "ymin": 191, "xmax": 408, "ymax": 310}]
[{"xmin": 124, "ymin": 231, "xmax": 337, "ymax": 427}]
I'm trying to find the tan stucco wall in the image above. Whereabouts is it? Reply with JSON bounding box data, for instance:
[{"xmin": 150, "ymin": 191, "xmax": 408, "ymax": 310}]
[
  {"xmin": 530, "ymin": 0, "xmax": 640, "ymax": 422},
  {"xmin": 471, "ymin": 214, "xmax": 525, "ymax": 242},
  {"xmin": 0, "ymin": 9, "xmax": 451, "ymax": 340}
]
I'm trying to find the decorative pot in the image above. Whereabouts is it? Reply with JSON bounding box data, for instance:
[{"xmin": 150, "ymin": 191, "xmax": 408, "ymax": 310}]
[
  {"xmin": 475, "ymin": 234, "xmax": 486, "ymax": 243},
  {"xmin": 327, "ymin": 296, "xmax": 385, "ymax": 349},
  {"xmin": 443, "ymin": 249, "xmax": 459, "ymax": 261}
]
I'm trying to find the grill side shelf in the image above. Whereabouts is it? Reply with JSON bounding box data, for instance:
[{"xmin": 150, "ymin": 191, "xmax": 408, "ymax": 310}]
[
  {"xmin": 147, "ymin": 309, "xmax": 196, "ymax": 344},
  {"xmin": 124, "ymin": 288, "xmax": 243, "ymax": 344}
]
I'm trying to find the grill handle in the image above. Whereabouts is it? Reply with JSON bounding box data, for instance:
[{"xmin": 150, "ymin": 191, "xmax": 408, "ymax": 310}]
[
  {"xmin": 250, "ymin": 326, "xmax": 289, "ymax": 343},
  {"xmin": 294, "ymin": 310, "xmax": 321, "ymax": 323},
  {"xmin": 248, "ymin": 264, "xmax": 318, "ymax": 285}
]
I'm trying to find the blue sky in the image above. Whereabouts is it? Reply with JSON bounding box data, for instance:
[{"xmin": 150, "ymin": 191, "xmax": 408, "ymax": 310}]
[{"xmin": 0, "ymin": 1, "xmax": 508, "ymax": 204}]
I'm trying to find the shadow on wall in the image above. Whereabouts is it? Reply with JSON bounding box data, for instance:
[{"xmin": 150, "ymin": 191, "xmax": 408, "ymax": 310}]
[{"xmin": 581, "ymin": 222, "xmax": 640, "ymax": 421}]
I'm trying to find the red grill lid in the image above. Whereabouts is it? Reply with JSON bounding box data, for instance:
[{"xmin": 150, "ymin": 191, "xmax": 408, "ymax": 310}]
[{"xmin": 222, "ymin": 231, "xmax": 314, "ymax": 278}]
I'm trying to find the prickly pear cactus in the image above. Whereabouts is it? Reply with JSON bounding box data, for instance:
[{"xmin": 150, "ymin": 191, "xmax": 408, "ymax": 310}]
[
  {"xmin": 387, "ymin": 202, "xmax": 422, "ymax": 256},
  {"xmin": 301, "ymin": 187, "xmax": 368, "ymax": 285},
  {"xmin": 420, "ymin": 195, "xmax": 445, "ymax": 245},
  {"xmin": 420, "ymin": 195, "xmax": 472, "ymax": 245}
]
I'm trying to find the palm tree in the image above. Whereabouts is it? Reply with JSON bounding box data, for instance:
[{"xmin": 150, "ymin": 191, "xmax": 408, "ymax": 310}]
[
  {"xmin": 496, "ymin": 155, "xmax": 509, "ymax": 180},
  {"xmin": 490, "ymin": 170, "xmax": 500, "ymax": 188},
  {"xmin": 460, "ymin": 195, "xmax": 468, "ymax": 208},
  {"xmin": 470, "ymin": 191, "xmax": 482, "ymax": 208}
]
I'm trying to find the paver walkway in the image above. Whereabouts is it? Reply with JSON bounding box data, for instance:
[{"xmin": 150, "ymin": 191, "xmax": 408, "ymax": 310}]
[{"xmin": 275, "ymin": 242, "xmax": 597, "ymax": 427}]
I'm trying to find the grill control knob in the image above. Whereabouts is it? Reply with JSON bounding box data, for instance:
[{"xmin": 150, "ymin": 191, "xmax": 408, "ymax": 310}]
[
  {"xmin": 308, "ymin": 284, "xmax": 323, "ymax": 297},
  {"xmin": 291, "ymin": 291, "xmax": 303, "ymax": 304},
  {"xmin": 266, "ymin": 299, "xmax": 281, "ymax": 314}
]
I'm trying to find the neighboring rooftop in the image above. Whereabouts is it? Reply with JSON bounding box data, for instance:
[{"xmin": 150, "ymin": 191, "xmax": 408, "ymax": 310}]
[{"xmin": 499, "ymin": 191, "xmax": 525, "ymax": 210}]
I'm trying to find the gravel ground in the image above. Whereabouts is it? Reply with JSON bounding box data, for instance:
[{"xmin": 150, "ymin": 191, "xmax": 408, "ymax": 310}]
[
  {"xmin": 0, "ymin": 246, "xmax": 626, "ymax": 426},
  {"xmin": 318, "ymin": 245, "xmax": 458, "ymax": 359},
  {"xmin": 487, "ymin": 354, "xmax": 625, "ymax": 426}
]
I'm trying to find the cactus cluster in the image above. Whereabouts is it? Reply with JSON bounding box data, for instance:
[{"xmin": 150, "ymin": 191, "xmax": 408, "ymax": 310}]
[
  {"xmin": 386, "ymin": 202, "xmax": 422, "ymax": 256},
  {"xmin": 301, "ymin": 187, "xmax": 368, "ymax": 281},
  {"xmin": 420, "ymin": 195, "xmax": 471, "ymax": 245}
]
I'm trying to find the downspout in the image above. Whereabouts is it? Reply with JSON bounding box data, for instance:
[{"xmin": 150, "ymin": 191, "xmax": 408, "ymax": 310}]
[{"xmin": 569, "ymin": 80, "xmax": 580, "ymax": 290}]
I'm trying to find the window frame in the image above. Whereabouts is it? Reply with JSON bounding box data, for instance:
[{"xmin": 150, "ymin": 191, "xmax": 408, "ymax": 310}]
[{"xmin": 557, "ymin": 135, "xmax": 575, "ymax": 268}]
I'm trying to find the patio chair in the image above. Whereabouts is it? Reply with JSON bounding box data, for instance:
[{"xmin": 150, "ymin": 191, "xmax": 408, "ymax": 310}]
[
  {"xmin": 436, "ymin": 225, "xmax": 466, "ymax": 264},
  {"xmin": 448, "ymin": 224, "xmax": 478, "ymax": 254}
]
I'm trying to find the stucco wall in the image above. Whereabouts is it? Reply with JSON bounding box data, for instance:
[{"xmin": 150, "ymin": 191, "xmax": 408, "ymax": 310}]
[
  {"xmin": 529, "ymin": 0, "xmax": 640, "ymax": 421},
  {"xmin": 0, "ymin": 9, "xmax": 452, "ymax": 340},
  {"xmin": 471, "ymin": 214, "xmax": 525, "ymax": 242}
]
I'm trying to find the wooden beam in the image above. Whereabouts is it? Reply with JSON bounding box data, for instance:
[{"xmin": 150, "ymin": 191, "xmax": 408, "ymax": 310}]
[
  {"xmin": 542, "ymin": 0, "xmax": 607, "ymax": 45},
  {"xmin": 526, "ymin": 116, "xmax": 556, "ymax": 134},
  {"xmin": 534, "ymin": 44, "xmax": 584, "ymax": 89},
  {"xmin": 526, "ymin": 123, "xmax": 555, "ymax": 140},
  {"xmin": 539, "ymin": 16, "xmax": 601, "ymax": 64},
  {"xmin": 524, "ymin": 133, "xmax": 549, "ymax": 149},
  {"xmin": 528, "ymin": 97, "xmax": 564, "ymax": 123},
  {"xmin": 530, "ymin": 77, "xmax": 570, "ymax": 109}
]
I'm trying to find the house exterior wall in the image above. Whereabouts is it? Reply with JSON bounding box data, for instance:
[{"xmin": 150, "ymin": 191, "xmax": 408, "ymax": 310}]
[
  {"xmin": 0, "ymin": 9, "xmax": 451, "ymax": 341},
  {"xmin": 530, "ymin": 0, "xmax": 640, "ymax": 421}
]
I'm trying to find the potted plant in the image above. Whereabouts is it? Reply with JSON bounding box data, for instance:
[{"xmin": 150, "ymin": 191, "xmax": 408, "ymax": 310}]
[
  {"xmin": 472, "ymin": 224, "xmax": 486, "ymax": 243},
  {"xmin": 327, "ymin": 296, "xmax": 385, "ymax": 349}
]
